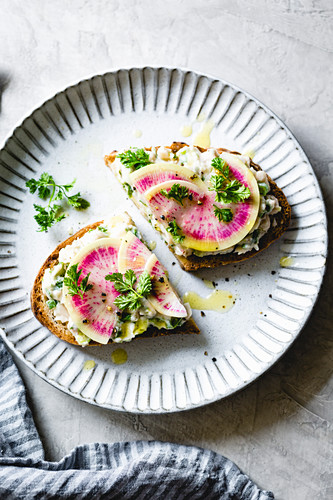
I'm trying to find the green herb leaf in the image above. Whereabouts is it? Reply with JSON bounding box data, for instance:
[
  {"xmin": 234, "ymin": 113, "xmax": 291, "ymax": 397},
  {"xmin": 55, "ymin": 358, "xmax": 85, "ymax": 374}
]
[
  {"xmin": 137, "ymin": 271, "xmax": 153, "ymax": 296},
  {"xmin": 211, "ymin": 157, "xmax": 230, "ymax": 178},
  {"xmin": 166, "ymin": 220, "xmax": 185, "ymax": 243},
  {"xmin": 46, "ymin": 299, "xmax": 57, "ymax": 309},
  {"xmin": 33, "ymin": 204, "xmax": 66, "ymax": 232},
  {"xmin": 105, "ymin": 269, "xmax": 153, "ymax": 311},
  {"xmin": 160, "ymin": 183, "xmax": 190, "ymax": 205},
  {"xmin": 213, "ymin": 205, "xmax": 233, "ymax": 222},
  {"xmin": 26, "ymin": 172, "xmax": 89, "ymax": 232},
  {"xmin": 64, "ymin": 264, "xmax": 93, "ymax": 298},
  {"xmin": 98, "ymin": 226, "xmax": 108, "ymax": 233},
  {"xmin": 122, "ymin": 182, "xmax": 133, "ymax": 198},
  {"xmin": 209, "ymin": 158, "xmax": 251, "ymax": 205},
  {"xmin": 117, "ymin": 148, "xmax": 151, "ymax": 171}
]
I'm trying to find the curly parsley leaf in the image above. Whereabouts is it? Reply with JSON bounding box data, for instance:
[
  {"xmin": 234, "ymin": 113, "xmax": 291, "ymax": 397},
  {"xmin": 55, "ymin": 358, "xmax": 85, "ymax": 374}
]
[
  {"xmin": 160, "ymin": 183, "xmax": 190, "ymax": 205},
  {"xmin": 117, "ymin": 148, "xmax": 151, "ymax": 171},
  {"xmin": 166, "ymin": 220, "xmax": 185, "ymax": 243},
  {"xmin": 64, "ymin": 264, "xmax": 93, "ymax": 298},
  {"xmin": 211, "ymin": 157, "xmax": 230, "ymax": 178},
  {"xmin": 105, "ymin": 270, "xmax": 152, "ymax": 311},
  {"xmin": 26, "ymin": 172, "xmax": 90, "ymax": 232},
  {"xmin": 213, "ymin": 205, "xmax": 233, "ymax": 223},
  {"xmin": 33, "ymin": 204, "xmax": 66, "ymax": 232},
  {"xmin": 209, "ymin": 157, "xmax": 251, "ymax": 205}
]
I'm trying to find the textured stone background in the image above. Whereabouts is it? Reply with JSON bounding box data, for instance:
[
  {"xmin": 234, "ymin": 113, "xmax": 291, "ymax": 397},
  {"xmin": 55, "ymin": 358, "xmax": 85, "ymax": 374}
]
[{"xmin": 0, "ymin": 1, "xmax": 332, "ymax": 498}]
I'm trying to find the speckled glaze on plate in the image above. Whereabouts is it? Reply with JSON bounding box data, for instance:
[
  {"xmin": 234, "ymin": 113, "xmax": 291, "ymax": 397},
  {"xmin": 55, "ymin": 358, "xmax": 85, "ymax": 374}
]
[{"xmin": 0, "ymin": 67, "xmax": 327, "ymax": 413}]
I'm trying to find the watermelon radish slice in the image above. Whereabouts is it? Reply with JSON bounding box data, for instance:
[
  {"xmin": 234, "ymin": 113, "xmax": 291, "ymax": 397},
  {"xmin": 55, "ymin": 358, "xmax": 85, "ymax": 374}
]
[
  {"xmin": 130, "ymin": 163, "xmax": 206, "ymax": 194},
  {"xmin": 145, "ymin": 254, "xmax": 188, "ymax": 318},
  {"xmin": 63, "ymin": 238, "xmax": 121, "ymax": 345},
  {"xmin": 144, "ymin": 169, "xmax": 260, "ymax": 252},
  {"xmin": 118, "ymin": 231, "xmax": 151, "ymax": 274}
]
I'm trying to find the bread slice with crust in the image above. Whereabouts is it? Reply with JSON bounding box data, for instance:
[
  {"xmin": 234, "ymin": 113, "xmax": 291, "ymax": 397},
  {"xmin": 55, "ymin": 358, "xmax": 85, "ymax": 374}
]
[
  {"xmin": 31, "ymin": 221, "xmax": 199, "ymax": 346},
  {"xmin": 105, "ymin": 142, "xmax": 291, "ymax": 272}
]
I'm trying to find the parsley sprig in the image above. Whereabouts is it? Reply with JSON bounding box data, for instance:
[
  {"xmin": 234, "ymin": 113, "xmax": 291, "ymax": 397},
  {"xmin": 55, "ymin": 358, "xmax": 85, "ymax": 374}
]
[
  {"xmin": 105, "ymin": 270, "xmax": 152, "ymax": 311},
  {"xmin": 26, "ymin": 172, "xmax": 89, "ymax": 232},
  {"xmin": 213, "ymin": 205, "xmax": 233, "ymax": 222},
  {"xmin": 117, "ymin": 148, "xmax": 151, "ymax": 171},
  {"xmin": 64, "ymin": 264, "xmax": 93, "ymax": 298},
  {"xmin": 209, "ymin": 157, "xmax": 251, "ymax": 204},
  {"xmin": 160, "ymin": 183, "xmax": 190, "ymax": 205},
  {"xmin": 166, "ymin": 220, "xmax": 185, "ymax": 243}
]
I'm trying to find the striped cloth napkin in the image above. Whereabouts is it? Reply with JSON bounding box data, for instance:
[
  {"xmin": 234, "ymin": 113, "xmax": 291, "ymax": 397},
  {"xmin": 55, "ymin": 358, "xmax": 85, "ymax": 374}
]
[{"xmin": 0, "ymin": 338, "xmax": 274, "ymax": 499}]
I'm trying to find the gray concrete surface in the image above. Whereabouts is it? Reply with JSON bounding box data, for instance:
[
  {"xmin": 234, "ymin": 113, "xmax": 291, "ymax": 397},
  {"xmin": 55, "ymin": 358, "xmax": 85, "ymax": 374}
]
[{"xmin": 0, "ymin": 1, "xmax": 332, "ymax": 498}]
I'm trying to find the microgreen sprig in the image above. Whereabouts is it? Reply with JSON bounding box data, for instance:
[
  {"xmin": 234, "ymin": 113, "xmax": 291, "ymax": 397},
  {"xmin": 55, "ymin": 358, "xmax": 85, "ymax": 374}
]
[
  {"xmin": 117, "ymin": 148, "xmax": 151, "ymax": 171},
  {"xmin": 166, "ymin": 220, "xmax": 185, "ymax": 243},
  {"xmin": 105, "ymin": 269, "xmax": 152, "ymax": 311},
  {"xmin": 160, "ymin": 183, "xmax": 190, "ymax": 206},
  {"xmin": 209, "ymin": 157, "xmax": 251, "ymax": 205},
  {"xmin": 26, "ymin": 172, "xmax": 89, "ymax": 232},
  {"xmin": 64, "ymin": 264, "xmax": 93, "ymax": 298}
]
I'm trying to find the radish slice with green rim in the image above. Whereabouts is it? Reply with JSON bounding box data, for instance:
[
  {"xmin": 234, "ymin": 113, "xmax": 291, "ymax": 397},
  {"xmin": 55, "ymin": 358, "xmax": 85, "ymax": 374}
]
[
  {"xmin": 144, "ymin": 164, "xmax": 260, "ymax": 252},
  {"xmin": 145, "ymin": 254, "xmax": 188, "ymax": 318},
  {"xmin": 130, "ymin": 162, "xmax": 206, "ymax": 194},
  {"xmin": 63, "ymin": 238, "xmax": 121, "ymax": 345}
]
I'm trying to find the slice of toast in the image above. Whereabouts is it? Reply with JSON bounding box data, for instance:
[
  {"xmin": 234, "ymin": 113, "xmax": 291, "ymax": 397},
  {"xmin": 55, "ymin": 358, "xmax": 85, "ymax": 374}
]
[
  {"xmin": 105, "ymin": 142, "xmax": 291, "ymax": 271},
  {"xmin": 31, "ymin": 220, "xmax": 199, "ymax": 346}
]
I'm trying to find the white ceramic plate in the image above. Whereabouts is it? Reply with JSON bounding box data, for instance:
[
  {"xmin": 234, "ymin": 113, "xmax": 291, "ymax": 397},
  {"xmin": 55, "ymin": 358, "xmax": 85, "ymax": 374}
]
[{"xmin": 0, "ymin": 67, "xmax": 327, "ymax": 413}]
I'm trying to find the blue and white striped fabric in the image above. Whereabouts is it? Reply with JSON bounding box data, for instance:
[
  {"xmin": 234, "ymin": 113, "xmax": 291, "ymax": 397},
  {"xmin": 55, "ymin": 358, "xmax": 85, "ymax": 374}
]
[{"xmin": 0, "ymin": 339, "xmax": 274, "ymax": 499}]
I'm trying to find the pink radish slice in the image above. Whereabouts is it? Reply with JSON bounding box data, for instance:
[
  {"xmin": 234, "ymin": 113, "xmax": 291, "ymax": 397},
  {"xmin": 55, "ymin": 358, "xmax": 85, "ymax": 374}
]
[
  {"xmin": 144, "ymin": 175, "xmax": 260, "ymax": 251},
  {"xmin": 63, "ymin": 238, "xmax": 121, "ymax": 344},
  {"xmin": 145, "ymin": 254, "xmax": 188, "ymax": 318},
  {"xmin": 118, "ymin": 231, "xmax": 152, "ymax": 274},
  {"xmin": 130, "ymin": 163, "xmax": 206, "ymax": 194}
]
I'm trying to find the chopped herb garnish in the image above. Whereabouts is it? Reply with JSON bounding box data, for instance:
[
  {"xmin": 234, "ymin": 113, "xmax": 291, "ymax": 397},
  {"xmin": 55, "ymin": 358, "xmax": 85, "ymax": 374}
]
[
  {"xmin": 122, "ymin": 182, "xmax": 133, "ymax": 197},
  {"xmin": 26, "ymin": 172, "xmax": 89, "ymax": 232},
  {"xmin": 209, "ymin": 158, "xmax": 251, "ymax": 204},
  {"xmin": 160, "ymin": 183, "xmax": 190, "ymax": 205},
  {"xmin": 166, "ymin": 220, "xmax": 185, "ymax": 243},
  {"xmin": 64, "ymin": 264, "xmax": 93, "ymax": 298},
  {"xmin": 117, "ymin": 148, "xmax": 151, "ymax": 171},
  {"xmin": 46, "ymin": 299, "xmax": 57, "ymax": 309},
  {"xmin": 213, "ymin": 205, "xmax": 233, "ymax": 223},
  {"xmin": 105, "ymin": 269, "xmax": 152, "ymax": 311},
  {"xmin": 98, "ymin": 226, "xmax": 108, "ymax": 233},
  {"xmin": 54, "ymin": 277, "xmax": 64, "ymax": 289},
  {"xmin": 258, "ymin": 182, "xmax": 269, "ymax": 196}
]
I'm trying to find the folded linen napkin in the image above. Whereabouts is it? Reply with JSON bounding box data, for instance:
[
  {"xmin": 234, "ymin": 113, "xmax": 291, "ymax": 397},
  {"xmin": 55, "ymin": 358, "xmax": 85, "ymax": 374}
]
[{"xmin": 0, "ymin": 338, "xmax": 274, "ymax": 499}]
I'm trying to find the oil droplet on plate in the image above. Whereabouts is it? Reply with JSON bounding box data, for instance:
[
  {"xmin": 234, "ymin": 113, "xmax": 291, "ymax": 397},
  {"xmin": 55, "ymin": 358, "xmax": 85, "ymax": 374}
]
[
  {"xmin": 83, "ymin": 360, "xmax": 95, "ymax": 370},
  {"xmin": 180, "ymin": 124, "xmax": 193, "ymax": 138},
  {"xmin": 183, "ymin": 290, "xmax": 235, "ymax": 313},
  {"xmin": 280, "ymin": 256, "xmax": 294, "ymax": 267},
  {"xmin": 111, "ymin": 348, "xmax": 128, "ymax": 365},
  {"xmin": 196, "ymin": 112, "xmax": 206, "ymax": 122},
  {"xmin": 194, "ymin": 119, "xmax": 215, "ymax": 148},
  {"xmin": 243, "ymin": 148, "xmax": 256, "ymax": 159},
  {"xmin": 134, "ymin": 129, "xmax": 142, "ymax": 138},
  {"xmin": 203, "ymin": 279, "xmax": 215, "ymax": 290}
]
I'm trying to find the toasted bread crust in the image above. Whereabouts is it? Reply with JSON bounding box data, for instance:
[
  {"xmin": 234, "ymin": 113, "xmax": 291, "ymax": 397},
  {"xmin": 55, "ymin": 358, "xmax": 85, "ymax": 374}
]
[
  {"xmin": 105, "ymin": 142, "xmax": 291, "ymax": 271},
  {"xmin": 31, "ymin": 222, "xmax": 199, "ymax": 346}
]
